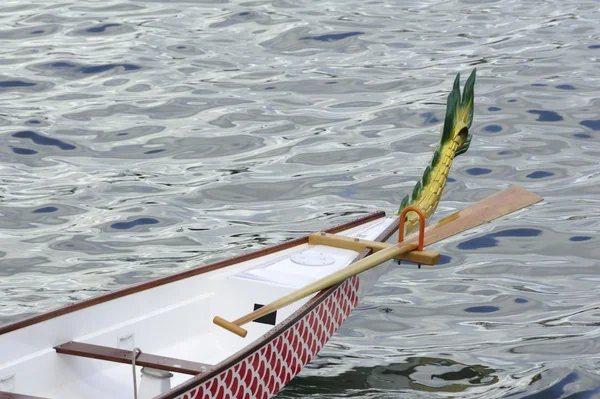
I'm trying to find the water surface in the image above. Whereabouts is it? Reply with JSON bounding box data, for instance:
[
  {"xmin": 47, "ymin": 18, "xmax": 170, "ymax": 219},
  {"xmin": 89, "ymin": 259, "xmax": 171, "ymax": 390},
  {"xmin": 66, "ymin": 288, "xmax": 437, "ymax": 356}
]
[{"xmin": 0, "ymin": 0, "xmax": 599, "ymax": 397}]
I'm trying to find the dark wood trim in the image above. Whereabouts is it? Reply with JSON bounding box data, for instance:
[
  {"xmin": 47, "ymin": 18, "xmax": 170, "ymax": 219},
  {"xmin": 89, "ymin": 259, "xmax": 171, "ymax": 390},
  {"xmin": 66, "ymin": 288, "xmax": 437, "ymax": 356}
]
[
  {"xmin": 54, "ymin": 341, "xmax": 211, "ymax": 375},
  {"xmin": 0, "ymin": 392, "xmax": 49, "ymax": 399},
  {"xmin": 380, "ymin": 216, "xmax": 401, "ymax": 244},
  {"xmin": 0, "ymin": 211, "xmax": 385, "ymax": 336},
  {"xmin": 157, "ymin": 215, "xmax": 400, "ymax": 398}
]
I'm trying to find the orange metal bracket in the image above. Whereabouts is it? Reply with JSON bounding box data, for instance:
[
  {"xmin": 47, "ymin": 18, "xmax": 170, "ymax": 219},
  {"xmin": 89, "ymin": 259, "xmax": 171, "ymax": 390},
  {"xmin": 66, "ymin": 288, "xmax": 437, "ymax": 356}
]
[{"xmin": 398, "ymin": 206, "xmax": 426, "ymax": 251}]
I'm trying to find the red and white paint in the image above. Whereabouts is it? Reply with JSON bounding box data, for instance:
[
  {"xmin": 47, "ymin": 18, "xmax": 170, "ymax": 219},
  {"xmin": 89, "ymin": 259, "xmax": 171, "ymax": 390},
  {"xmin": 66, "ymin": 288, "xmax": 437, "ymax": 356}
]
[{"xmin": 175, "ymin": 276, "xmax": 360, "ymax": 399}]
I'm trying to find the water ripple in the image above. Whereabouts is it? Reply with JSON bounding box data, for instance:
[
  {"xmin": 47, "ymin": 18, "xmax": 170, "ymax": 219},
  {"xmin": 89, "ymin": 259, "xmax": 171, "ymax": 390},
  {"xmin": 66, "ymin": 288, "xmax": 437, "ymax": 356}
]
[{"xmin": 0, "ymin": 0, "xmax": 599, "ymax": 397}]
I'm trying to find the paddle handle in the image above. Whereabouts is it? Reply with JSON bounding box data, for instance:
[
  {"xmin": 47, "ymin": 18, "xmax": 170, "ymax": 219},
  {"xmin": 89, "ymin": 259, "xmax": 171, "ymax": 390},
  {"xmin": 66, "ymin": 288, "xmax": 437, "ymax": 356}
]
[
  {"xmin": 213, "ymin": 316, "xmax": 248, "ymax": 338},
  {"xmin": 213, "ymin": 242, "xmax": 417, "ymax": 337}
]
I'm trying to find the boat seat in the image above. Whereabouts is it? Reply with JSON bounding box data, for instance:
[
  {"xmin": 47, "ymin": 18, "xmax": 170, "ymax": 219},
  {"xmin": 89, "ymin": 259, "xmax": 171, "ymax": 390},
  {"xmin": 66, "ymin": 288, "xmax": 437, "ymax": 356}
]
[
  {"xmin": 0, "ymin": 392, "xmax": 50, "ymax": 399},
  {"xmin": 54, "ymin": 341, "xmax": 211, "ymax": 376}
]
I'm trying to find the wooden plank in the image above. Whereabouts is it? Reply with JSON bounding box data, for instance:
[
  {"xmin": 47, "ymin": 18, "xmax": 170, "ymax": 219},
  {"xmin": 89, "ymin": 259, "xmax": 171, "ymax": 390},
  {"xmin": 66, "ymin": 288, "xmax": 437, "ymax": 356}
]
[
  {"xmin": 0, "ymin": 392, "xmax": 49, "ymax": 399},
  {"xmin": 0, "ymin": 211, "xmax": 385, "ymax": 336},
  {"xmin": 54, "ymin": 341, "xmax": 211, "ymax": 376},
  {"xmin": 308, "ymin": 232, "xmax": 440, "ymax": 265}
]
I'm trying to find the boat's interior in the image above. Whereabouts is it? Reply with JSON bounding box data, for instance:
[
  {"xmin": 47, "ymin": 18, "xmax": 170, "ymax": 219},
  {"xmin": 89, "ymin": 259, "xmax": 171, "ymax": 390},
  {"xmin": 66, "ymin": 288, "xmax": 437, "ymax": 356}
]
[{"xmin": 0, "ymin": 215, "xmax": 397, "ymax": 399}]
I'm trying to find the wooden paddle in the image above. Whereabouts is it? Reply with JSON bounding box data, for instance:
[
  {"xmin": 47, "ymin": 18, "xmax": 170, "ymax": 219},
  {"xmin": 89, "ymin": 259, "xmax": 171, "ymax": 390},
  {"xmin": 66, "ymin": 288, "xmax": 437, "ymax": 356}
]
[{"xmin": 214, "ymin": 186, "xmax": 542, "ymax": 337}]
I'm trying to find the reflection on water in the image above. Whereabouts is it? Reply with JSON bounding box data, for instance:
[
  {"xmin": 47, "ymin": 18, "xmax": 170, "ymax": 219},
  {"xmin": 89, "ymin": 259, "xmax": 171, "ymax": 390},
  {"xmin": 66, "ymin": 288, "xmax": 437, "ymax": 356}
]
[
  {"xmin": 458, "ymin": 228, "xmax": 543, "ymax": 250},
  {"xmin": 0, "ymin": 0, "xmax": 599, "ymax": 397},
  {"xmin": 280, "ymin": 357, "xmax": 498, "ymax": 397},
  {"xmin": 510, "ymin": 369, "xmax": 600, "ymax": 399}
]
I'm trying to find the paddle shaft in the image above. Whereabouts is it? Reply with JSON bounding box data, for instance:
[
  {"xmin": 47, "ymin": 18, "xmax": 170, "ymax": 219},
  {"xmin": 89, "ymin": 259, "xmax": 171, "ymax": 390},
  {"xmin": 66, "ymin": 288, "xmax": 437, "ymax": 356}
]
[
  {"xmin": 232, "ymin": 242, "xmax": 418, "ymax": 327},
  {"xmin": 214, "ymin": 186, "xmax": 542, "ymax": 336}
]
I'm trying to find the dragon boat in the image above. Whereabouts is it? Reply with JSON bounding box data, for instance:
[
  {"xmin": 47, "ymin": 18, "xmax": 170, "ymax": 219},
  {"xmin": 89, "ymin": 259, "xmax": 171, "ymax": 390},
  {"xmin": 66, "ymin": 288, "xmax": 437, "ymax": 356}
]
[{"xmin": 0, "ymin": 70, "xmax": 542, "ymax": 399}]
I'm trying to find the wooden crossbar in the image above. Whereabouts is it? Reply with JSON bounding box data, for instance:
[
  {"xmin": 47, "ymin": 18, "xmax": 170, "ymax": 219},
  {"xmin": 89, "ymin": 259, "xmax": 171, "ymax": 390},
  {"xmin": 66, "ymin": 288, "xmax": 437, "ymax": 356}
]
[
  {"xmin": 54, "ymin": 341, "xmax": 211, "ymax": 376},
  {"xmin": 308, "ymin": 232, "xmax": 440, "ymax": 265}
]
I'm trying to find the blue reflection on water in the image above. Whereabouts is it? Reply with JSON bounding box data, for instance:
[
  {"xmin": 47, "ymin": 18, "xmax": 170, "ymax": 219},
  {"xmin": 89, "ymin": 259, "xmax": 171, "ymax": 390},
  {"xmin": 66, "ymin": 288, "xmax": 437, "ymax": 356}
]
[
  {"xmin": 111, "ymin": 218, "xmax": 159, "ymax": 230},
  {"xmin": 301, "ymin": 32, "xmax": 364, "ymax": 42},
  {"xmin": 526, "ymin": 171, "xmax": 554, "ymax": 179},
  {"xmin": 465, "ymin": 306, "xmax": 499, "ymax": 313},
  {"xmin": 33, "ymin": 207, "xmax": 58, "ymax": 214},
  {"xmin": 483, "ymin": 124, "xmax": 502, "ymax": 133},
  {"xmin": 86, "ymin": 24, "xmax": 121, "ymax": 33},
  {"xmin": 12, "ymin": 131, "xmax": 76, "ymax": 150},
  {"xmin": 12, "ymin": 147, "xmax": 37, "ymax": 155},
  {"xmin": 458, "ymin": 228, "xmax": 542, "ymax": 250},
  {"xmin": 421, "ymin": 111, "xmax": 440, "ymax": 124},
  {"xmin": 0, "ymin": 80, "xmax": 36, "ymax": 88},
  {"xmin": 438, "ymin": 254, "xmax": 452, "ymax": 265},
  {"xmin": 527, "ymin": 110, "xmax": 563, "ymax": 122},
  {"xmin": 46, "ymin": 62, "xmax": 140, "ymax": 74},
  {"xmin": 466, "ymin": 167, "xmax": 492, "ymax": 176},
  {"xmin": 570, "ymin": 236, "xmax": 591, "ymax": 242},
  {"xmin": 556, "ymin": 84, "xmax": 576, "ymax": 90},
  {"xmin": 579, "ymin": 120, "xmax": 600, "ymax": 130},
  {"xmin": 80, "ymin": 64, "xmax": 140, "ymax": 74}
]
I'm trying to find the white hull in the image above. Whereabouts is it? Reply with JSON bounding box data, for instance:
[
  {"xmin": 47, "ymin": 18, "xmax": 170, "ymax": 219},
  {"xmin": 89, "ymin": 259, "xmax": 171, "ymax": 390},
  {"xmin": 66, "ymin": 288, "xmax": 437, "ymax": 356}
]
[{"xmin": 0, "ymin": 213, "xmax": 399, "ymax": 399}]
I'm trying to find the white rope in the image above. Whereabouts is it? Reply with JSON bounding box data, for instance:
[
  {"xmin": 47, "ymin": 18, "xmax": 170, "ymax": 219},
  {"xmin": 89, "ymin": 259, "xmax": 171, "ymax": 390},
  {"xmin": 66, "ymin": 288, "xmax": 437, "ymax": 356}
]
[{"xmin": 132, "ymin": 347, "xmax": 142, "ymax": 399}]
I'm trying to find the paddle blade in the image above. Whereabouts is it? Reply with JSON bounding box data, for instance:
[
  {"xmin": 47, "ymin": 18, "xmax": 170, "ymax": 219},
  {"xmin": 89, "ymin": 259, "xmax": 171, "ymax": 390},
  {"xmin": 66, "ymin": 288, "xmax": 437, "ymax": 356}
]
[{"xmin": 404, "ymin": 185, "xmax": 543, "ymax": 246}]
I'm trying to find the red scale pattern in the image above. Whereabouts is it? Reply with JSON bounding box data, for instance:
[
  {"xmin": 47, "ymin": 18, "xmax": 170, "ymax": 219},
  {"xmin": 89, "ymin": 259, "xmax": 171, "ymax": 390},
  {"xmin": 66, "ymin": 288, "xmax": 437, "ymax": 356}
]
[{"xmin": 175, "ymin": 276, "xmax": 360, "ymax": 399}]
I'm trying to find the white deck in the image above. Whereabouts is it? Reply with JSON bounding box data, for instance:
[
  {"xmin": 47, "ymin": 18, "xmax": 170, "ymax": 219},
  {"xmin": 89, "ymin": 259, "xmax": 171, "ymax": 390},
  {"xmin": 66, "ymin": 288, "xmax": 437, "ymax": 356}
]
[{"xmin": 0, "ymin": 216, "xmax": 397, "ymax": 398}]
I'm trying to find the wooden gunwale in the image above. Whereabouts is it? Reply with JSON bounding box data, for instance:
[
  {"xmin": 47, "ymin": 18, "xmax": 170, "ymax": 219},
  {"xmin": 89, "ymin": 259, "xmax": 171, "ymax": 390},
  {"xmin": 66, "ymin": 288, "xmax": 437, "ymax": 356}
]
[
  {"xmin": 0, "ymin": 392, "xmax": 49, "ymax": 399},
  {"xmin": 0, "ymin": 211, "xmax": 385, "ymax": 336},
  {"xmin": 157, "ymin": 215, "xmax": 401, "ymax": 399}
]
